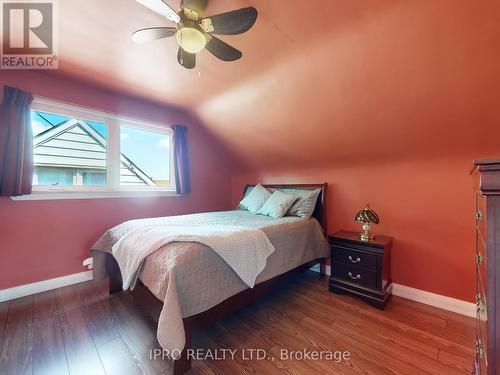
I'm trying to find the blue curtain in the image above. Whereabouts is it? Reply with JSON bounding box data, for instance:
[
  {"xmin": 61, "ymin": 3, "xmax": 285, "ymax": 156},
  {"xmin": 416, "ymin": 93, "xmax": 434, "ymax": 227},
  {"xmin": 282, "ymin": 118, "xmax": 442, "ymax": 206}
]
[
  {"xmin": 0, "ymin": 86, "xmax": 34, "ymax": 196},
  {"xmin": 172, "ymin": 125, "xmax": 191, "ymax": 194}
]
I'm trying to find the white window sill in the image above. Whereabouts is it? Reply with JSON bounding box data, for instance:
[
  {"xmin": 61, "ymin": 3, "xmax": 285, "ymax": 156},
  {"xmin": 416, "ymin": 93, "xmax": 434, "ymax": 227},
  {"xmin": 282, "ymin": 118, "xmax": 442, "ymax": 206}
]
[{"xmin": 11, "ymin": 190, "xmax": 180, "ymax": 201}]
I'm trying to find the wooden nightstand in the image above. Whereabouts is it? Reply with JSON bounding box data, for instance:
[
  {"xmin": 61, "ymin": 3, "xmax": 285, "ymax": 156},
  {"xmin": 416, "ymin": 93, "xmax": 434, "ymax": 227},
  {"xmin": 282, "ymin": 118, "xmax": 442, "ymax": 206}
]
[{"xmin": 329, "ymin": 230, "xmax": 393, "ymax": 310}]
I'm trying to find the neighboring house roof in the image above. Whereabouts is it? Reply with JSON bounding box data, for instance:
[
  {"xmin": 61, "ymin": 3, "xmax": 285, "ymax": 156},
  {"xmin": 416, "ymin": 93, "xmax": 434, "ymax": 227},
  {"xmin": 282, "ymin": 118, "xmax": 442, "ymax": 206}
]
[{"xmin": 34, "ymin": 120, "xmax": 155, "ymax": 186}]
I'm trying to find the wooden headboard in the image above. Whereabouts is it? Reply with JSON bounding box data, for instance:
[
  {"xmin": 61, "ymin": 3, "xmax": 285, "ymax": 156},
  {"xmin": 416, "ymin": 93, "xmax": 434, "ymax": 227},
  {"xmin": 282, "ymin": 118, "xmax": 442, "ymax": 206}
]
[{"xmin": 243, "ymin": 183, "xmax": 328, "ymax": 234}]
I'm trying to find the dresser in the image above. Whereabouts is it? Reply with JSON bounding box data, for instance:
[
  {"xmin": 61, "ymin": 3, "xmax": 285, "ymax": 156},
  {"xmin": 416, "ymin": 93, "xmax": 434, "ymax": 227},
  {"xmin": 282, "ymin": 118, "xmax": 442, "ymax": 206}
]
[
  {"xmin": 473, "ymin": 159, "xmax": 500, "ymax": 375},
  {"xmin": 329, "ymin": 230, "xmax": 393, "ymax": 309}
]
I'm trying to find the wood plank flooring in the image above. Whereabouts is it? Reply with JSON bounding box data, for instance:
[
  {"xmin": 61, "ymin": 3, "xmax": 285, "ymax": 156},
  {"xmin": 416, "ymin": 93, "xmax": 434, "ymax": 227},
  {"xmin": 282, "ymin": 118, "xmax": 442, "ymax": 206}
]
[{"xmin": 0, "ymin": 271, "xmax": 475, "ymax": 374}]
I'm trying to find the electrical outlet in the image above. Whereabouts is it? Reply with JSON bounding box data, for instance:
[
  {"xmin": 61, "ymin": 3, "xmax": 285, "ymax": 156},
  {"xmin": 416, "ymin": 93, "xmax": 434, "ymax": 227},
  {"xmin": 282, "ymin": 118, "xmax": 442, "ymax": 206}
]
[{"xmin": 83, "ymin": 257, "xmax": 93, "ymax": 270}]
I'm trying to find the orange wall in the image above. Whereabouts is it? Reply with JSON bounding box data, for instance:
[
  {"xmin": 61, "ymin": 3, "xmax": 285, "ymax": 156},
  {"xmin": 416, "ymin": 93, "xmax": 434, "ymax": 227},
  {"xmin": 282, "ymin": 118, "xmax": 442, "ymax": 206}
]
[
  {"xmin": 205, "ymin": 0, "xmax": 500, "ymax": 304},
  {"xmin": 231, "ymin": 157, "xmax": 478, "ymax": 302},
  {"xmin": 0, "ymin": 71, "xmax": 234, "ymax": 290}
]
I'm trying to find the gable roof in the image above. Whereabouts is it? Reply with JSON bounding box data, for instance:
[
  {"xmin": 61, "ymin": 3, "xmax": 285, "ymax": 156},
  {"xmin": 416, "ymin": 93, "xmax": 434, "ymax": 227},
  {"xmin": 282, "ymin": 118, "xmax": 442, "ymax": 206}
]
[{"xmin": 34, "ymin": 120, "xmax": 155, "ymax": 186}]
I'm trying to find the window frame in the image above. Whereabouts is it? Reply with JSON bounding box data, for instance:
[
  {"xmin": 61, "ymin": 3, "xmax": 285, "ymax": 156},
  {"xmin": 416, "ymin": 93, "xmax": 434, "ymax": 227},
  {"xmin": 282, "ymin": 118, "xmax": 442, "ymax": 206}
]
[{"xmin": 17, "ymin": 97, "xmax": 176, "ymax": 200}]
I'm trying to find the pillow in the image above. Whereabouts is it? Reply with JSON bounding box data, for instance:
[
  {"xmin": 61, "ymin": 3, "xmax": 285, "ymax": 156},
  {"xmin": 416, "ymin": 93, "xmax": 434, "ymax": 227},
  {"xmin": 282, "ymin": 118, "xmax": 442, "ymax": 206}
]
[
  {"xmin": 237, "ymin": 186, "xmax": 254, "ymax": 210},
  {"xmin": 239, "ymin": 184, "xmax": 271, "ymax": 213},
  {"xmin": 257, "ymin": 191, "xmax": 298, "ymax": 218},
  {"xmin": 282, "ymin": 188, "xmax": 321, "ymax": 219}
]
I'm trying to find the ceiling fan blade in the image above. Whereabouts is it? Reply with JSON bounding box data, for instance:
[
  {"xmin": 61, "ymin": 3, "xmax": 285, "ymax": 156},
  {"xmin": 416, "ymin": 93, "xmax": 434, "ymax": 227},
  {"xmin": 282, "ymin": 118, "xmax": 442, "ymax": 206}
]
[
  {"xmin": 136, "ymin": 0, "xmax": 180, "ymax": 23},
  {"xmin": 177, "ymin": 48, "xmax": 196, "ymax": 69},
  {"xmin": 205, "ymin": 35, "xmax": 242, "ymax": 61},
  {"xmin": 132, "ymin": 27, "xmax": 177, "ymax": 43},
  {"xmin": 182, "ymin": 0, "xmax": 208, "ymax": 18},
  {"xmin": 201, "ymin": 7, "xmax": 257, "ymax": 35}
]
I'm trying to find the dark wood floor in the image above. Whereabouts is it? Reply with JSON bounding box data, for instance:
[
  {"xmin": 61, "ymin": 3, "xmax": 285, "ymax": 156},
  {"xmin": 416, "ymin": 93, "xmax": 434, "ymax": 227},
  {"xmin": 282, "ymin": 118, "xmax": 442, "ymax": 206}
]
[{"xmin": 0, "ymin": 271, "xmax": 475, "ymax": 374}]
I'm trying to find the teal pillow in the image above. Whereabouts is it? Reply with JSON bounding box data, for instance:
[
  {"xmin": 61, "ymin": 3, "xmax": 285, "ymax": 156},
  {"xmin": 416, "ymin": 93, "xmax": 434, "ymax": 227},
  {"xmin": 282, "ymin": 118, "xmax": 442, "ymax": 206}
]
[
  {"xmin": 239, "ymin": 184, "xmax": 271, "ymax": 213},
  {"xmin": 257, "ymin": 191, "xmax": 298, "ymax": 218}
]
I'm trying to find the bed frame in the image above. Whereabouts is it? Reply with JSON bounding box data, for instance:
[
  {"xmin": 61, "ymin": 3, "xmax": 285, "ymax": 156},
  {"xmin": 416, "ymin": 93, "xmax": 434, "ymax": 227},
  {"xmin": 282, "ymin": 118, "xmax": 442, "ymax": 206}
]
[{"xmin": 104, "ymin": 183, "xmax": 328, "ymax": 374}]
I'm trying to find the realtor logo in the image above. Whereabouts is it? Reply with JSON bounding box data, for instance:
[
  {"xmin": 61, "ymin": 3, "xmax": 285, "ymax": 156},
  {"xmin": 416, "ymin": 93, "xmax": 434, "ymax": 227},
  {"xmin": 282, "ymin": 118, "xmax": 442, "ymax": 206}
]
[{"xmin": 1, "ymin": 0, "xmax": 58, "ymax": 69}]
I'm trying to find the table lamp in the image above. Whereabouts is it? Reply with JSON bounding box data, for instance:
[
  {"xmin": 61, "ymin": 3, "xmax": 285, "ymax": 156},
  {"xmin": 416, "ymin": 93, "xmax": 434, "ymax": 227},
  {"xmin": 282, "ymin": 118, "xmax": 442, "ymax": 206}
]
[{"xmin": 355, "ymin": 204, "xmax": 380, "ymax": 242}]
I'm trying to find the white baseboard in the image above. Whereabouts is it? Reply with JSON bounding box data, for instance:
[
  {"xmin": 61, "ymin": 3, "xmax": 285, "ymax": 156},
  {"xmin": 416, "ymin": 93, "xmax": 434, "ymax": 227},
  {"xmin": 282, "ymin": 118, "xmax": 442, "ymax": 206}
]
[
  {"xmin": 391, "ymin": 283, "xmax": 475, "ymax": 317},
  {"xmin": 318, "ymin": 265, "xmax": 475, "ymax": 318},
  {"xmin": 2, "ymin": 265, "xmax": 476, "ymax": 318},
  {"xmin": 0, "ymin": 271, "xmax": 93, "ymax": 303}
]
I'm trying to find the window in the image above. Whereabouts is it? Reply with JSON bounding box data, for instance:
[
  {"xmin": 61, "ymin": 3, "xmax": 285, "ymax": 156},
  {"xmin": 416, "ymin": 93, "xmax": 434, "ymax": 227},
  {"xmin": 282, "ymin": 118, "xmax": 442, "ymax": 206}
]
[
  {"xmin": 120, "ymin": 126, "xmax": 171, "ymax": 187},
  {"xmin": 32, "ymin": 110, "xmax": 108, "ymax": 187},
  {"xmin": 29, "ymin": 98, "xmax": 174, "ymax": 198}
]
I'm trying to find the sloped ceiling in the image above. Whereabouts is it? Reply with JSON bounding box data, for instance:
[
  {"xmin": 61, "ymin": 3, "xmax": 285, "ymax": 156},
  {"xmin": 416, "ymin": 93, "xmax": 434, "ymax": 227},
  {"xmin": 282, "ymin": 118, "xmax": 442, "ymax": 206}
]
[{"xmin": 55, "ymin": 0, "xmax": 500, "ymax": 168}]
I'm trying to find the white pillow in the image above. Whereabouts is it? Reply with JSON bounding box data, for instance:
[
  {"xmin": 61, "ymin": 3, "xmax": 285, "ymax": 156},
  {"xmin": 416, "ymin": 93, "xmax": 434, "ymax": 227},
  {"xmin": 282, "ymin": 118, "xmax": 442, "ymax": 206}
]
[
  {"xmin": 239, "ymin": 184, "xmax": 271, "ymax": 213},
  {"xmin": 282, "ymin": 188, "xmax": 321, "ymax": 219},
  {"xmin": 257, "ymin": 191, "xmax": 298, "ymax": 218}
]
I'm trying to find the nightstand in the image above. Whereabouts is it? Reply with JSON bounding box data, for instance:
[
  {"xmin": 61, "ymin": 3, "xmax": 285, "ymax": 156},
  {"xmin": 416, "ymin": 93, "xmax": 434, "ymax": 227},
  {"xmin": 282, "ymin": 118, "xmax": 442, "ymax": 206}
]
[{"xmin": 329, "ymin": 230, "xmax": 393, "ymax": 310}]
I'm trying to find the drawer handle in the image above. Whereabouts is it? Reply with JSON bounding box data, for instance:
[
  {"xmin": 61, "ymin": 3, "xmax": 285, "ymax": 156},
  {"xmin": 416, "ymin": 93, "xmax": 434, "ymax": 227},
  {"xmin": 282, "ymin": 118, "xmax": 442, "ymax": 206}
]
[
  {"xmin": 476, "ymin": 339, "xmax": 485, "ymax": 358},
  {"xmin": 348, "ymin": 256, "xmax": 361, "ymax": 264},
  {"xmin": 348, "ymin": 272, "xmax": 361, "ymax": 280},
  {"xmin": 476, "ymin": 253, "xmax": 483, "ymax": 266},
  {"xmin": 476, "ymin": 293, "xmax": 486, "ymax": 314}
]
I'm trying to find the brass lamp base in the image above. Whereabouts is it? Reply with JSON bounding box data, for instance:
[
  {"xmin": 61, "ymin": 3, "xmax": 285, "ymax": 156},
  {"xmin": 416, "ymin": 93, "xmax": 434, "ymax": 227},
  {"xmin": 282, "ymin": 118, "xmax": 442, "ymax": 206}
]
[
  {"xmin": 360, "ymin": 232, "xmax": 375, "ymax": 242},
  {"xmin": 359, "ymin": 223, "xmax": 375, "ymax": 242}
]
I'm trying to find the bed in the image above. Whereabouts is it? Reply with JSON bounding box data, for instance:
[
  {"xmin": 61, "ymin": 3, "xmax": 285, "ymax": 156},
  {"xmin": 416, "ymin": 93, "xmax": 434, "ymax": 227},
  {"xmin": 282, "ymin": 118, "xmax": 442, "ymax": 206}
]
[{"xmin": 91, "ymin": 183, "xmax": 329, "ymax": 374}]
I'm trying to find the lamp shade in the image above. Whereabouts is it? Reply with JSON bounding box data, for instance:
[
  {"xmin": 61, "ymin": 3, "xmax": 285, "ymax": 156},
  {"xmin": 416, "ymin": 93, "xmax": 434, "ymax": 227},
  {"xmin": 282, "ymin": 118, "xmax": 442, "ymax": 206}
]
[{"xmin": 355, "ymin": 205, "xmax": 380, "ymax": 224}]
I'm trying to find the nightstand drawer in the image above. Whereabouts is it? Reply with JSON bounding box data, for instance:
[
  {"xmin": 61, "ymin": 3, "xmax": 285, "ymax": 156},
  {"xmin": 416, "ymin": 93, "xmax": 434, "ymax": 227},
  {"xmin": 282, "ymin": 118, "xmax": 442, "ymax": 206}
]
[
  {"xmin": 333, "ymin": 263, "xmax": 378, "ymax": 289},
  {"xmin": 333, "ymin": 246, "xmax": 378, "ymax": 271}
]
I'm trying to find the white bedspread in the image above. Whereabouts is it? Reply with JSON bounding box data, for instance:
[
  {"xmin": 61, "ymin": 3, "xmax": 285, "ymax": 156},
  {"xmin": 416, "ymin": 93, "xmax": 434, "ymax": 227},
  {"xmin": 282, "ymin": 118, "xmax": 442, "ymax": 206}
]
[
  {"xmin": 92, "ymin": 211, "xmax": 330, "ymax": 359},
  {"xmin": 111, "ymin": 223, "xmax": 275, "ymax": 355}
]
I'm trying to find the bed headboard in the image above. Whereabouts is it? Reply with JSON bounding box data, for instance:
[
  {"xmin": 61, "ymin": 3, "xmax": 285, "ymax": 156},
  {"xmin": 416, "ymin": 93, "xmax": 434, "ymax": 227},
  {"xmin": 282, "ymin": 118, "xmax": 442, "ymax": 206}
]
[{"xmin": 243, "ymin": 183, "xmax": 328, "ymax": 234}]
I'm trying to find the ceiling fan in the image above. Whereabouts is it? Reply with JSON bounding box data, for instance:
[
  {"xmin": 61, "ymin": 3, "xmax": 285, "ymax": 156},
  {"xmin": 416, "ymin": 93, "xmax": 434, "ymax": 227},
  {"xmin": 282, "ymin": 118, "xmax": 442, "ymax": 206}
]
[{"xmin": 133, "ymin": 0, "xmax": 258, "ymax": 69}]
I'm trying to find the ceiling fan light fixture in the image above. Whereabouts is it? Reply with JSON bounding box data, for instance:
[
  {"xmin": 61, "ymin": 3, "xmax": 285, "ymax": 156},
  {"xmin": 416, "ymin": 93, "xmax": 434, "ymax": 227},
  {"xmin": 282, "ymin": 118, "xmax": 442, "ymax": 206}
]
[
  {"xmin": 134, "ymin": 1, "xmax": 258, "ymax": 69},
  {"xmin": 175, "ymin": 27, "xmax": 206, "ymax": 54}
]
